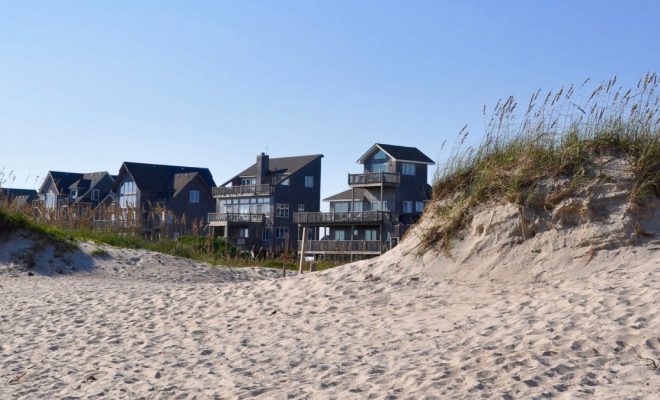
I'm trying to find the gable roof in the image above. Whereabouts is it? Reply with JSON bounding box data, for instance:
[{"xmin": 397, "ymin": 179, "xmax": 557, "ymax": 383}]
[
  {"xmin": 323, "ymin": 188, "xmax": 367, "ymax": 202},
  {"xmin": 172, "ymin": 172, "xmax": 211, "ymax": 198},
  {"xmin": 119, "ymin": 162, "xmax": 216, "ymax": 193},
  {"xmin": 222, "ymin": 154, "xmax": 323, "ymax": 186},
  {"xmin": 357, "ymin": 143, "xmax": 435, "ymax": 165},
  {"xmin": 42, "ymin": 171, "xmax": 84, "ymax": 194}
]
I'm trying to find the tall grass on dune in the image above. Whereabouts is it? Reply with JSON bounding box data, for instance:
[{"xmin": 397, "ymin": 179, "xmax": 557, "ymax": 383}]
[{"xmin": 423, "ymin": 73, "xmax": 659, "ymax": 252}]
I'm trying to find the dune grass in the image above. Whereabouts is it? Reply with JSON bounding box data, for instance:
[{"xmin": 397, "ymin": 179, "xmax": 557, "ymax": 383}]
[
  {"xmin": 0, "ymin": 208, "xmax": 78, "ymax": 253},
  {"xmin": 422, "ymin": 73, "xmax": 659, "ymax": 251}
]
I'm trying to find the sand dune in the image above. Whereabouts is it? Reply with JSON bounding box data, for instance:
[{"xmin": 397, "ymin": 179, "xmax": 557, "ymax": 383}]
[{"xmin": 1, "ymin": 234, "xmax": 659, "ymax": 399}]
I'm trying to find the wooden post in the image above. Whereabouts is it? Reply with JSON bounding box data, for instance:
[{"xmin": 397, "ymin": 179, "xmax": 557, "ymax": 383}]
[{"xmin": 299, "ymin": 225, "xmax": 307, "ymax": 274}]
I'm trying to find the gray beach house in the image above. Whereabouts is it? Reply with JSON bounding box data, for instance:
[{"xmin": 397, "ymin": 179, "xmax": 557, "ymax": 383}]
[
  {"xmin": 294, "ymin": 143, "xmax": 434, "ymax": 260},
  {"xmin": 95, "ymin": 162, "xmax": 216, "ymax": 235},
  {"xmin": 209, "ymin": 153, "xmax": 323, "ymax": 254}
]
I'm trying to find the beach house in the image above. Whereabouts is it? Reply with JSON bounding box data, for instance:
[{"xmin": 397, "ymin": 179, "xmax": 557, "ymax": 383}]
[
  {"xmin": 293, "ymin": 143, "xmax": 434, "ymax": 260},
  {"xmin": 209, "ymin": 153, "xmax": 323, "ymax": 253},
  {"xmin": 95, "ymin": 162, "xmax": 216, "ymax": 235}
]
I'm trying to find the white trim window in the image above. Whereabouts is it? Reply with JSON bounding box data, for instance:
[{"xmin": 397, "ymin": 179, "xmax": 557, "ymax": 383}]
[
  {"xmin": 275, "ymin": 203, "xmax": 289, "ymax": 218},
  {"xmin": 262, "ymin": 227, "xmax": 271, "ymax": 241},
  {"xmin": 402, "ymin": 163, "xmax": 416, "ymax": 176},
  {"xmin": 92, "ymin": 189, "xmax": 100, "ymax": 202},
  {"xmin": 119, "ymin": 178, "xmax": 137, "ymax": 208},
  {"xmin": 415, "ymin": 201, "xmax": 425, "ymax": 213},
  {"xmin": 403, "ymin": 200, "xmax": 413, "ymax": 214},
  {"xmin": 305, "ymin": 176, "xmax": 314, "ymax": 188},
  {"xmin": 274, "ymin": 227, "xmax": 289, "ymax": 239},
  {"xmin": 238, "ymin": 228, "xmax": 249, "ymax": 238},
  {"xmin": 189, "ymin": 190, "xmax": 200, "ymax": 204}
]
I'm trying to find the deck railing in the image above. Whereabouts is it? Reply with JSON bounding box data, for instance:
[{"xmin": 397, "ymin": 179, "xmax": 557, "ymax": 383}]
[
  {"xmin": 213, "ymin": 184, "xmax": 275, "ymax": 197},
  {"xmin": 293, "ymin": 211, "xmax": 387, "ymax": 224},
  {"xmin": 208, "ymin": 213, "xmax": 264, "ymax": 224},
  {"xmin": 92, "ymin": 219, "xmax": 161, "ymax": 231},
  {"xmin": 298, "ymin": 240, "xmax": 384, "ymax": 254},
  {"xmin": 348, "ymin": 172, "xmax": 400, "ymax": 186}
]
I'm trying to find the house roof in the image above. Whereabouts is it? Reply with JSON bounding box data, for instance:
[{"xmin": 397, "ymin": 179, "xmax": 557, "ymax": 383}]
[
  {"xmin": 120, "ymin": 162, "xmax": 216, "ymax": 193},
  {"xmin": 357, "ymin": 143, "xmax": 435, "ymax": 165},
  {"xmin": 172, "ymin": 172, "xmax": 211, "ymax": 198},
  {"xmin": 0, "ymin": 188, "xmax": 38, "ymax": 202},
  {"xmin": 323, "ymin": 188, "xmax": 367, "ymax": 202},
  {"xmin": 44, "ymin": 171, "xmax": 84, "ymax": 194},
  {"xmin": 222, "ymin": 154, "xmax": 323, "ymax": 186}
]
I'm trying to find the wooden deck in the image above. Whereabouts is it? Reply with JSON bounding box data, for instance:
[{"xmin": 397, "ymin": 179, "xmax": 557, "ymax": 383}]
[
  {"xmin": 298, "ymin": 240, "xmax": 384, "ymax": 255},
  {"xmin": 348, "ymin": 172, "xmax": 400, "ymax": 186},
  {"xmin": 208, "ymin": 213, "xmax": 264, "ymax": 225},
  {"xmin": 212, "ymin": 184, "xmax": 275, "ymax": 197},
  {"xmin": 293, "ymin": 211, "xmax": 388, "ymax": 225}
]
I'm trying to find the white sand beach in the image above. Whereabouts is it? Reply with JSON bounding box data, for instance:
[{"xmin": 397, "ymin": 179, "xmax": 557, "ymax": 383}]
[{"xmin": 1, "ymin": 228, "xmax": 659, "ymax": 399}]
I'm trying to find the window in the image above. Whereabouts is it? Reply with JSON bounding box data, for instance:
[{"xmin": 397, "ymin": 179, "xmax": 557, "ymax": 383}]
[
  {"xmin": 119, "ymin": 178, "xmax": 137, "ymax": 208},
  {"xmin": 45, "ymin": 191, "xmax": 56, "ymax": 209},
  {"xmin": 352, "ymin": 201, "xmax": 363, "ymax": 212},
  {"xmin": 370, "ymin": 200, "xmax": 388, "ymax": 211},
  {"xmin": 189, "ymin": 190, "xmax": 200, "ymax": 204},
  {"xmin": 241, "ymin": 178, "xmax": 256, "ymax": 186},
  {"xmin": 275, "ymin": 203, "xmax": 289, "ymax": 218},
  {"xmin": 70, "ymin": 189, "xmax": 77, "ymax": 200},
  {"xmin": 274, "ymin": 227, "xmax": 289, "ymax": 239},
  {"xmin": 305, "ymin": 176, "xmax": 314, "ymax": 188},
  {"xmin": 262, "ymin": 228, "xmax": 270, "ymax": 241},
  {"xmin": 365, "ymin": 229, "xmax": 378, "ymax": 241},
  {"xmin": 332, "ymin": 202, "xmax": 349, "ymax": 212},
  {"xmin": 403, "ymin": 200, "xmax": 413, "ymax": 214},
  {"xmin": 298, "ymin": 204, "xmax": 305, "ymax": 212},
  {"xmin": 369, "ymin": 150, "xmax": 389, "ymax": 173},
  {"xmin": 334, "ymin": 230, "xmax": 345, "ymax": 240},
  {"xmin": 280, "ymin": 178, "xmax": 290, "ymax": 186},
  {"xmin": 402, "ymin": 163, "xmax": 416, "ymax": 176},
  {"xmin": 92, "ymin": 189, "xmax": 100, "ymax": 202},
  {"xmin": 415, "ymin": 201, "xmax": 425, "ymax": 213},
  {"xmin": 238, "ymin": 228, "xmax": 249, "ymax": 238}
]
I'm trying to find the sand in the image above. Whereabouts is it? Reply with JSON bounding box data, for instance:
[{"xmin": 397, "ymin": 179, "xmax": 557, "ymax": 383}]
[{"xmin": 0, "ymin": 235, "xmax": 658, "ymax": 399}]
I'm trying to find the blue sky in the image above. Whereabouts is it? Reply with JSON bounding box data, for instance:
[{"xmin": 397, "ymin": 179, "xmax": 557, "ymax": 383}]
[{"xmin": 1, "ymin": 1, "xmax": 658, "ymax": 202}]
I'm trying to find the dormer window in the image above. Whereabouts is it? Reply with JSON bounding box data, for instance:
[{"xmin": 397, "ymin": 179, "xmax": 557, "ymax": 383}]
[
  {"xmin": 70, "ymin": 189, "xmax": 77, "ymax": 200},
  {"xmin": 92, "ymin": 189, "xmax": 100, "ymax": 201}
]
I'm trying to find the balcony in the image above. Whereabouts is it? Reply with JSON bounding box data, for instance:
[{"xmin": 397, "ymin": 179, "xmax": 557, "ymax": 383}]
[
  {"xmin": 348, "ymin": 172, "xmax": 400, "ymax": 186},
  {"xmin": 208, "ymin": 213, "xmax": 264, "ymax": 225},
  {"xmin": 298, "ymin": 240, "xmax": 384, "ymax": 255},
  {"xmin": 213, "ymin": 184, "xmax": 275, "ymax": 197},
  {"xmin": 293, "ymin": 211, "xmax": 388, "ymax": 225}
]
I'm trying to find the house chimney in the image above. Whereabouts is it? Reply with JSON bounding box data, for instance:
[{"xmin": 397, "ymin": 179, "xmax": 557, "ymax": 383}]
[{"xmin": 256, "ymin": 152, "xmax": 269, "ymax": 185}]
